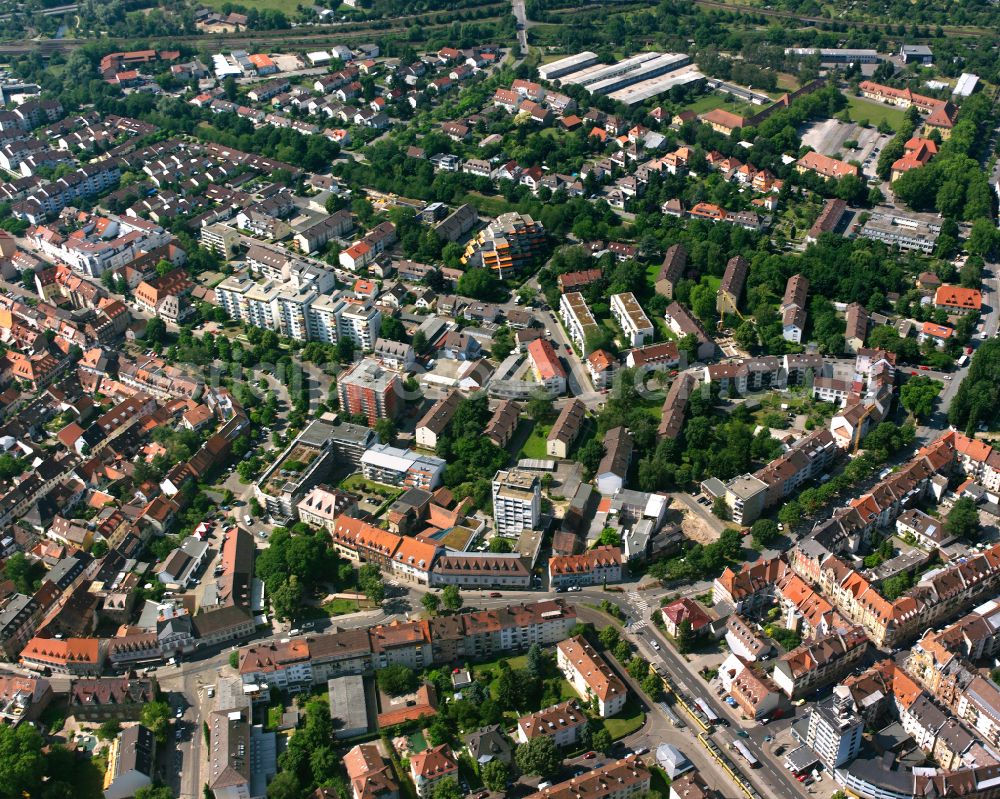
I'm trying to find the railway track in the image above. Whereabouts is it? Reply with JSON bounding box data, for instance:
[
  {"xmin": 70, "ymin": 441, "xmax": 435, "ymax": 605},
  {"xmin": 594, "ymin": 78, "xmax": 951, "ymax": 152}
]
[
  {"xmin": 0, "ymin": 3, "xmax": 511, "ymax": 54},
  {"xmin": 692, "ymin": 0, "xmax": 991, "ymax": 37}
]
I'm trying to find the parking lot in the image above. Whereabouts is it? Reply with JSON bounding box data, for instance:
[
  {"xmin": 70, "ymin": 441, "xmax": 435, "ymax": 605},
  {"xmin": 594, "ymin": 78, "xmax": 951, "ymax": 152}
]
[{"xmin": 800, "ymin": 118, "xmax": 890, "ymax": 178}]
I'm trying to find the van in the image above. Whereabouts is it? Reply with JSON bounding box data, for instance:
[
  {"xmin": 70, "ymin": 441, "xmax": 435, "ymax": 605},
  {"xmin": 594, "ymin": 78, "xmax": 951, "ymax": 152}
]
[
  {"xmin": 538, "ymin": 783, "xmax": 552, "ymax": 790},
  {"xmin": 289, "ymin": 629, "xmax": 301, "ymax": 636},
  {"xmin": 244, "ymin": 515, "xmax": 252, "ymax": 527}
]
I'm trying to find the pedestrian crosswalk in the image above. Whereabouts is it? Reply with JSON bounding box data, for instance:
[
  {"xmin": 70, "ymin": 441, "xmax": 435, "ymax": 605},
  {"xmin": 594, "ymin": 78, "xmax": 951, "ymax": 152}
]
[{"xmin": 627, "ymin": 591, "xmax": 652, "ymax": 631}]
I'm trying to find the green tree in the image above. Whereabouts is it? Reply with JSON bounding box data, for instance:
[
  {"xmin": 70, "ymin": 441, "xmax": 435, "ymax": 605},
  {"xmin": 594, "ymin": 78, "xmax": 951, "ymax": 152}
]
[
  {"xmin": 526, "ymin": 643, "xmax": 545, "ymax": 678},
  {"xmin": 690, "ymin": 283, "xmax": 717, "ymax": 325},
  {"xmin": 750, "ymin": 519, "xmax": 779, "ymax": 550},
  {"xmin": 598, "ymin": 625, "xmax": 621, "ymax": 651},
  {"xmin": 778, "ymin": 501, "xmax": 803, "ymax": 528},
  {"xmin": 442, "ymin": 584, "xmax": 463, "ymax": 611},
  {"xmin": 0, "ymin": 723, "xmax": 44, "ymax": 796},
  {"xmin": 375, "ymin": 418, "xmax": 397, "ymax": 444},
  {"xmin": 358, "ymin": 563, "xmax": 385, "ymax": 604},
  {"xmin": 678, "ymin": 333, "xmax": 699, "ymax": 363},
  {"xmin": 597, "ymin": 527, "xmax": 622, "ymax": 547},
  {"xmin": 265, "ymin": 771, "xmax": 301, "ymax": 799},
  {"xmin": 141, "ymin": 700, "xmax": 171, "ymax": 743},
  {"xmin": 135, "ymin": 787, "xmax": 175, "ymax": 799},
  {"xmin": 270, "ymin": 574, "xmax": 302, "ymax": 622},
  {"xmin": 676, "ymin": 620, "xmax": 694, "ymax": 654},
  {"xmin": 591, "ymin": 727, "xmax": 613, "ymax": 755},
  {"xmin": 431, "ymin": 779, "xmax": 464, "ymax": 799},
  {"xmin": 642, "ymin": 670, "xmax": 663, "ymax": 701},
  {"xmin": 527, "ymin": 391, "xmax": 555, "ymax": 424},
  {"xmin": 711, "ymin": 496, "xmax": 731, "ymax": 520},
  {"xmin": 482, "ymin": 759, "xmax": 510, "ymax": 792},
  {"xmin": 968, "ymin": 218, "xmax": 999, "ymax": 258},
  {"xmin": 96, "ymin": 719, "xmax": 121, "ymax": 741},
  {"xmin": 422, "ymin": 593, "xmax": 441, "ymax": 615},
  {"xmin": 457, "ymin": 268, "xmax": 503, "ymax": 301},
  {"xmin": 946, "ymin": 497, "xmax": 981, "ymax": 541},
  {"xmin": 900, "ymin": 376, "xmax": 942, "ymax": 420},
  {"xmin": 377, "ymin": 664, "xmax": 418, "ymax": 695},
  {"xmin": 515, "ymin": 735, "xmax": 562, "ymax": 779}
]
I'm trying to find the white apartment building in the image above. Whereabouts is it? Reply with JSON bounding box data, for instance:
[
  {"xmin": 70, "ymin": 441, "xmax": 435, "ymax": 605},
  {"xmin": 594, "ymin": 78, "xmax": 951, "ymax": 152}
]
[
  {"xmin": 274, "ymin": 284, "xmax": 319, "ymax": 342},
  {"xmin": 360, "ymin": 444, "xmax": 446, "ymax": 490},
  {"xmin": 337, "ymin": 297, "xmax": 382, "ymax": 350},
  {"xmin": 492, "ymin": 468, "xmax": 541, "ymax": 535},
  {"xmin": 305, "ymin": 294, "xmax": 340, "ymax": 344},
  {"xmin": 557, "ymin": 635, "xmax": 628, "ymax": 718},
  {"xmin": 805, "ymin": 688, "xmax": 864, "ymax": 768},
  {"xmin": 559, "ymin": 291, "xmax": 600, "ymax": 354},
  {"xmin": 216, "ymin": 278, "xmax": 381, "ymax": 348},
  {"xmin": 216, "ymin": 276, "xmax": 281, "ymax": 331},
  {"xmin": 610, "ymin": 292, "xmax": 654, "ymax": 347}
]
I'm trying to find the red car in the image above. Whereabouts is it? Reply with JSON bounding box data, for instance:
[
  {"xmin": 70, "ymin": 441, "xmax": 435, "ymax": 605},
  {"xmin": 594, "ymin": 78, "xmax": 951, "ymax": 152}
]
[
  {"xmin": 919, "ymin": 365, "xmax": 930, "ymax": 370},
  {"xmin": 490, "ymin": 592, "xmax": 502, "ymax": 598},
  {"xmin": 584, "ymin": 751, "xmax": 597, "ymax": 760}
]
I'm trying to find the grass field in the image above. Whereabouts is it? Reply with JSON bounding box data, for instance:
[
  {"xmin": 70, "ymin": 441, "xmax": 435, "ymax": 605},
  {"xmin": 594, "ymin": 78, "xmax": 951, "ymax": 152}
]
[
  {"xmin": 603, "ymin": 697, "xmax": 646, "ymax": 739},
  {"xmin": 682, "ymin": 93, "xmax": 758, "ymax": 118},
  {"xmin": 200, "ymin": 0, "xmax": 299, "ymax": 10},
  {"xmin": 462, "ymin": 191, "xmax": 518, "ymax": 218},
  {"xmin": 519, "ymin": 422, "xmax": 552, "ymax": 460},
  {"xmin": 323, "ymin": 597, "xmax": 375, "ymax": 615},
  {"xmin": 843, "ymin": 94, "xmax": 909, "ymax": 132},
  {"xmin": 702, "ymin": 275, "xmax": 721, "ymax": 292}
]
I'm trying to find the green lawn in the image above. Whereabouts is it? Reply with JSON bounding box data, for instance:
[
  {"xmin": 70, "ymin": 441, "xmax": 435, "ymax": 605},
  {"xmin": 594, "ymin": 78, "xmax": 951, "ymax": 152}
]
[
  {"xmin": 843, "ymin": 94, "xmax": 909, "ymax": 132},
  {"xmin": 324, "ymin": 597, "xmax": 376, "ymax": 615},
  {"xmin": 602, "ymin": 697, "xmax": 646, "ymax": 739},
  {"xmin": 266, "ymin": 704, "xmax": 284, "ymax": 730},
  {"xmin": 461, "ymin": 192, "xmax": 518, "ymax": 218},
  {"xmin": 200, "ymin": 0, "xmax": 297, "ymax": 10},
  {"xmin": 519, "ymin": 422, "xmax": 552, "ymax": 460},
  {"xmin": 702, "ymin": 275, "xmax": 721, "ymax": 293},
  {"xmin": 473, "ymin": 653, "xmax": 530, "ymax": 675},
  {"xmin": 682, "ymin": 93, "xmax": 757, "ymax": 118}
]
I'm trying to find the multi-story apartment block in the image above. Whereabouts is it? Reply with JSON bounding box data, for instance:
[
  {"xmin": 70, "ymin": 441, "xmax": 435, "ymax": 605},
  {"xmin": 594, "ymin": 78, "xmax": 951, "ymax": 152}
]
[
  {"xmin": 804, "ymin": 687, "xmax": 864, "ymax": 768},
  {"xmin": 339, "ymin": 358, "xmax": 402, "ymax": 424},
  {"xmin": 462, "ymin": 212, "xmax": 545, "ymax": 278},
  {"xmin": 717, "ymin": 255, "xmax": 748, "ymax": 316},
  {"xmin": 610, "ymin": 292, "xmax": 654, "ymax": 347},
  {"xmin": 360, "ymin": 444, "xmax": 446, "ymax": 490},
  {"xmin": 237, "ymin": 600, "xmax": 576, "ymax": 695},
  {"xmin": 517, "ymin": 700, "xmax": 587, "ymax": 746},
  {"xmin": 526, "ymin": 338, "xmax": 567, "ymax": 396},
  {"xmin": 781, "ymin": 273, "xmax": 809, "ymax": 343},
  {"xmin": 336, "ymin": 297, "xmax": 382, "ymax": 350},
  {"xmin": 525, "ymin": 756, "xmax": 650, "ymax": 799},
  {"xmin": 492, "ymin": 468, "xmax": 541, "ymax": 535},
  {"xmin": 548, "ymin": 546, "xmax": 623, "ymax": 588},
  {"xmin": 772, "ymin": 627, "xmax": 868, "ymax": 698},
  {"xmin": 559, "ymin": 291, "xmax": 600, "ymax": 354},
  {"xmin": 430, "ymin": 553, "xmax": 531, "ymax": 589},
  {"xmin": 254, "ymin": 420, "xmax": 339, "ymax": 522},
  {"xmin": 556, "ymin": 635, "xmax": 628, "ymax": 717}
]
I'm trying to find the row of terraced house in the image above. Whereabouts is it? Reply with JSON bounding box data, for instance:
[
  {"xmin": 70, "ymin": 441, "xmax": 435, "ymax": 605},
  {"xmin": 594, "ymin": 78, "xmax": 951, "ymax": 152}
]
[{"xmin": 237, "ymin": 599, "xmax": 578, "ymax": 699}]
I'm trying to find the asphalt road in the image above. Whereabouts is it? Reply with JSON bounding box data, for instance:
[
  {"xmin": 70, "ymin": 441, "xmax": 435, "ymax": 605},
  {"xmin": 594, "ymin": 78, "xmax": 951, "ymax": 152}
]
[{"xmin": 634, "ymin": 625, "xmax": 806, "ymax": 799}]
